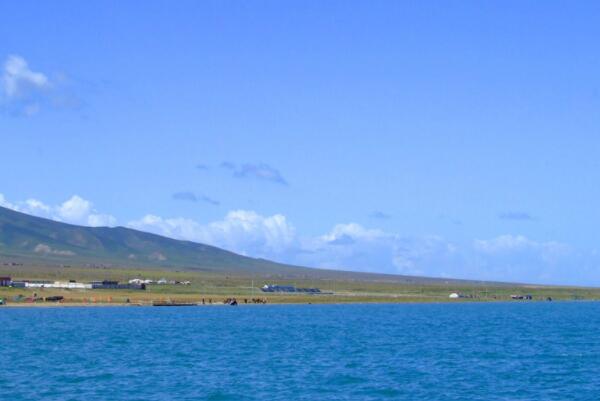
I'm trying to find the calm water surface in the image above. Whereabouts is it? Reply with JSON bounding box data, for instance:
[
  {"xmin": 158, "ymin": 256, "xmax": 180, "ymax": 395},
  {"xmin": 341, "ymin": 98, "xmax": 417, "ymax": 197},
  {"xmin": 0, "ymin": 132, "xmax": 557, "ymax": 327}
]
[{"xmin": 1, "ymin": 302, "xmax": 599, "ymax": 400}]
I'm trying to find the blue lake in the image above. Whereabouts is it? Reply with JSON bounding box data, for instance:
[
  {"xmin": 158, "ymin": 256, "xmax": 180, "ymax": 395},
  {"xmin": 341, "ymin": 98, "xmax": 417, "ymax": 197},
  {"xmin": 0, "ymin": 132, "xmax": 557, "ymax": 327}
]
[{"xmin": 1, "ymin": 302, "xmax": 599, "ymax": 400}]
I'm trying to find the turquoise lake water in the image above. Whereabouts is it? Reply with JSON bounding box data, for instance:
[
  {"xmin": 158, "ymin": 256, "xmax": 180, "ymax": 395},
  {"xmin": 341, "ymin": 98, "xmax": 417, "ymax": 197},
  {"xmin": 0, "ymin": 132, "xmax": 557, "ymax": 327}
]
[{"xmin": 1, "ymin": 302, "xmax": 599, "ymax": 400}]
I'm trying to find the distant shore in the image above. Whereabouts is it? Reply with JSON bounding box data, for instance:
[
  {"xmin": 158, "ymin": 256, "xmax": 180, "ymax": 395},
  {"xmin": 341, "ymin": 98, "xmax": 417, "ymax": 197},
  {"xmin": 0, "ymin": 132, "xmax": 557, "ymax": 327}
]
[
  {"xmin": 2, "ymin": 264, "xmax": 599, "ymax": 309},
  {"xmin": 0, "ymin": 297, "xmax": 581, "ymax": 308}
]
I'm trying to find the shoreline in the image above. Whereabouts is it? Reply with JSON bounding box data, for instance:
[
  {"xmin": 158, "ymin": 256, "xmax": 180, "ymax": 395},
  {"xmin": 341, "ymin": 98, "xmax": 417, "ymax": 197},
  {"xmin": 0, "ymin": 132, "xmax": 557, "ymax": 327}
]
[{"xmin": 0, "ymin": 298, "xmax": 582, "ymax": 308}]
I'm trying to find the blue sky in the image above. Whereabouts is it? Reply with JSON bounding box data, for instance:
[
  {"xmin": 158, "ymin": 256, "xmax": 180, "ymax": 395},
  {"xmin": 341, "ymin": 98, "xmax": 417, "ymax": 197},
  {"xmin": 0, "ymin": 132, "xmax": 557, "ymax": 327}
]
[{"xmin": 2, "ymin": 1, "xmax": 600, "ymax": 284}]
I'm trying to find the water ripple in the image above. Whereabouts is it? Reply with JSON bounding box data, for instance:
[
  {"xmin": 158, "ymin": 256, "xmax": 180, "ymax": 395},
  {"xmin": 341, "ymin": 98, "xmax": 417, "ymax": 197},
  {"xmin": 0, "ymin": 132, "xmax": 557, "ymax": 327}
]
[{"xmin": 2, "ymin": 302, "xmax": 600, "ymax": 400}]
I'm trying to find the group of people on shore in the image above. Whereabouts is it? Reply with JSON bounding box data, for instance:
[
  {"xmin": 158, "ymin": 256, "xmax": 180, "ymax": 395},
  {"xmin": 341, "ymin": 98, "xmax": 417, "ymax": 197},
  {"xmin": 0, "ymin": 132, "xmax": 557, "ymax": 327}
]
[
  {"xmin": 199, "ymin": 297, "xmax": 267, "ymax": 305},
  {"xmin": 222, "ymin": 297, "xmax": 268, "ymax": 305}
]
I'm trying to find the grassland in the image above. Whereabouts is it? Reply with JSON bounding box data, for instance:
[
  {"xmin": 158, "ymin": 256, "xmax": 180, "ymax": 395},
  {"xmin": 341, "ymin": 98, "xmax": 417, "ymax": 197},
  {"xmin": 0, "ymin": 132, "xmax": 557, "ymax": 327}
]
[{"xmin": 1, "ymin": 264, "xmax": 599, "ymax": 306}]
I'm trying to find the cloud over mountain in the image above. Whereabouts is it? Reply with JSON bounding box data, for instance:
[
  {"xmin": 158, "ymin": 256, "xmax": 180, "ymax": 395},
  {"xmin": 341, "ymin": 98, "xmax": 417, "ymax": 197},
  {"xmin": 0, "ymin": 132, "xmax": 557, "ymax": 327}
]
[
  {"xmin": 0, "ymin": 193, "xmax": 116, "ymax": 227},
  {"xmin": 128, "ymin": 210, "xmax": 296, "ymax": 258}
]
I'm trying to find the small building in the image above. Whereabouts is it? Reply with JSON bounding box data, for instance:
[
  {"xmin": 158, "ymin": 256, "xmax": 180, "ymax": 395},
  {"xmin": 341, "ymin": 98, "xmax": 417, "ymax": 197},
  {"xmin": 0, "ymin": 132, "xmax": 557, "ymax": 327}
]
[
  {"xmin": 90, "ymin": 280, "xmax": 119, "ymax": 286},
  {"xmin": 0, "ymin": 277, "xmax": 11, "ymax": 287},
  {"xmin": 262, "ymin": 284, "xmax": 297, "ymax": 293},
  {"xmin": 129, "ymin": 278, "xmax": 155, "ymax": 285},
  {"xmin": 511, "ymin": 294, "xmax": 533, "ymax": 300},
  {"xmin": 55, "ymin": 281, "xmax": 92, "ymax": 289},
  {"xmin": 261, "ymin": 284, "xmax": 321, "ymax": 293},
  {"xmin": 25, "ymin": 281, "xmax": 92, "ymax": 289},
  {"xmin": 23, "ymin": 280, "xmax": 53, "ymax": 288},
  {"xmin": 91, "ymin": 281, "xmax": 145, "ymax": 290},
  {"xmin": 296, "ymin": 287, "xmax": 321, "ymax": 293}
]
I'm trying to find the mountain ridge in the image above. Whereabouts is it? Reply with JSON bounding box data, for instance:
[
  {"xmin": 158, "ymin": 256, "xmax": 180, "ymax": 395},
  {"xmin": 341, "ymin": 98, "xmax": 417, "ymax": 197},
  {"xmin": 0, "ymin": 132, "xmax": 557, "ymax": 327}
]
[{"xmin": 0, "ymin": 205, "xmax": 308, "ymax": 275}]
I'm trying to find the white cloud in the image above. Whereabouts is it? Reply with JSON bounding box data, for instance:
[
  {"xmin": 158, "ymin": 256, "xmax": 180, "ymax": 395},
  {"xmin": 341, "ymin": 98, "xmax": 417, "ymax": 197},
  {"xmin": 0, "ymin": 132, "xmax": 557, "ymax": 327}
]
[
  {"xmin": 0, "ymin": 193, "xmax": 116, "ymax": 227},
  {"xmin": 2, "ymin": 55, "xmax": 49, "ymax": 98},
  {"xmin": 23, "ymin": 198, "xmax": 52, "ymax": 215},
  {"xmin": 57, "ymin": 195, "xmax": 92, "ymax": 222},
  {"xmin": 130, "ymin": 216, "xmax": 422, "ymax": 275},
  {"xmin": 474, "ymin": 234, "xmax": 570, "ymax": 260},
  {"xmin": 205, "ymin": 210, "xmax": 296, "ymax": 254},
  {"xmin": 56, "ymin": 195, "xmax": 117, "ymax": 227},
  {"xmin": 474, "ymin": 234, "xmax": 536, "ymax": 253},
  {"xmin": 127, "ymin": 213, "xmax": 463, "ymax": 276},
  {"xmin": 469, "ymin": 234, "xmax": 577, "ymax": 283},
  {"xmin": 297, "ymin": 224, "xmax": 459, "ymax": 276},
  {"xmin": 87, "ymin": 213, "xmax": 117, "ymax": 227},
  {"xmin": 1, "ymin": 55, "xmax": 80, "ymax": 116},
  {"xmin": 128, "ymin": 210, "xmax": 296, "ymax": 257},
  {"xmin": 128, "ymin": 215, "xmax": 202, "ymax": 240},
  {"xmin": 319, "ymin": 223, "xmax": 386, "ymax": 243},
  {"xmin": 392, "ymin": 236, "xmax": 458, "ymax": 276},
  {"xmin": 0, "ymin": 196, "xmax": 54, "ymax": 219}
]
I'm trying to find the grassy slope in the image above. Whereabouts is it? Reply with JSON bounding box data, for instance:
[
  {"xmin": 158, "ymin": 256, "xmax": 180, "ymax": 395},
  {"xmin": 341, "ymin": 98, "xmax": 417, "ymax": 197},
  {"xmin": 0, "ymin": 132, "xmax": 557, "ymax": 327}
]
[{"xmin": 0, "ymin": 206, "xmax": 319, "ymax": 275}]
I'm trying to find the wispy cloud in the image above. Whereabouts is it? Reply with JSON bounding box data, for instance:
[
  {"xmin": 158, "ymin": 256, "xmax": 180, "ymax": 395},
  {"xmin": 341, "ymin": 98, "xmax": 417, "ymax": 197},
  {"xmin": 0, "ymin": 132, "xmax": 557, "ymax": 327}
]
[
  {"xmin": 2, "ymin": 55, "xmax": 49, "ymax": 98},
  {"xmin": 1, "ymin": 55, "xmax": 51, "ymax": 115},
  {"xmin": 438, "ymin": 214, "xmax": 463, "ymax": 226},
  {"xmin": 1, "ymin": 55, "xmax": 80, "ymax": 116},
  {"xmin": 196, "ymin": 164, "xmax": 209, "ymax": 171},
  {"xmin": 199, "ymin": 195, "xmax": 220, "ymax": 206},
  {"xmin": 220, "ymin": 161, "xmax": 235, "ymax": 170},
  {"xmin": 233, "ymin": 162, "xmax": 288, "ymax": 185},
  {"xmin": 473, "ymin": 234, "xmax": 571, "ymax": 268},
  {"xmin": 498, "ymin": 211, "xmax": 537, "ymax": 221},
  {"xmin": 370, "ymin": 211, "xmax": 392, "ymax": 220},
  {"xmin": 172, "ymin": 191, "xmax": 220, "ymax": 206},
  {"xmin": 172, "ymin": 192, "xmax": 198, "ymax": 202}
]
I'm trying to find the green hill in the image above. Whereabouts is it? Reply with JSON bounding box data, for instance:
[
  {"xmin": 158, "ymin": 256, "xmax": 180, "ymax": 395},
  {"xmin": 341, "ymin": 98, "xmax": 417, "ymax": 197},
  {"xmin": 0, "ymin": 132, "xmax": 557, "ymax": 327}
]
[{"xmin": 0, "ymin": 206, "xmax": 308, "ymax": 275}]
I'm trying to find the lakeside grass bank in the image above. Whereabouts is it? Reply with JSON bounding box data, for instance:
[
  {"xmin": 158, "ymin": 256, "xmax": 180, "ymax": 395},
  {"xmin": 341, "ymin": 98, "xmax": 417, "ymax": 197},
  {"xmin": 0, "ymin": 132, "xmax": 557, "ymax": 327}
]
[{"xmin": 1, "ymin": 264, "xmax": 599, "ymax": 306}]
